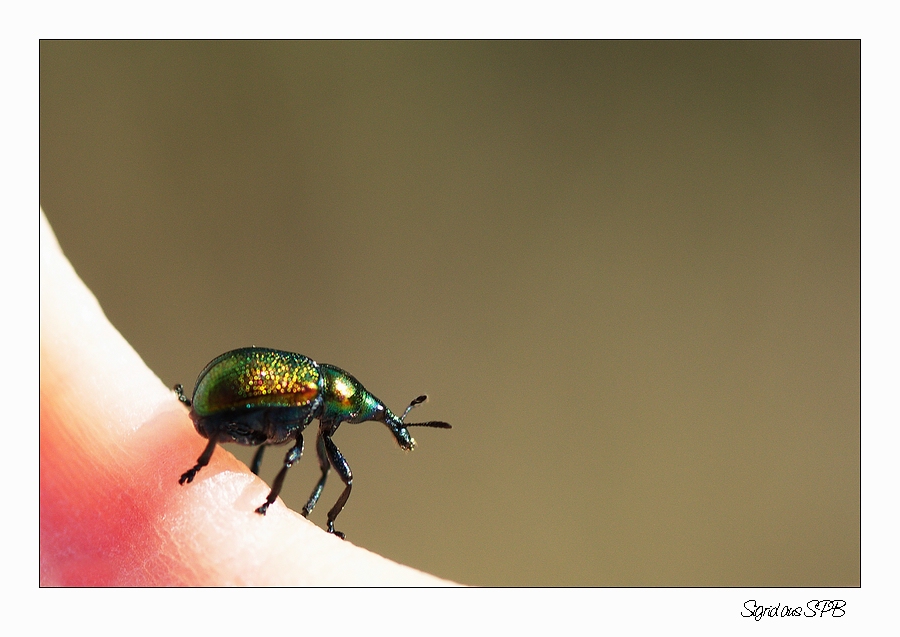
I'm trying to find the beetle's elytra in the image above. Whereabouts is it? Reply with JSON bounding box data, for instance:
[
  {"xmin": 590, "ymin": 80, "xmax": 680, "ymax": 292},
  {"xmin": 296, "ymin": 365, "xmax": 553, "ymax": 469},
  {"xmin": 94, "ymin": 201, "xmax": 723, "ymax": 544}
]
[{"xmin": 175, "ymin": 347, "xmax": 451, "ymax": 538}]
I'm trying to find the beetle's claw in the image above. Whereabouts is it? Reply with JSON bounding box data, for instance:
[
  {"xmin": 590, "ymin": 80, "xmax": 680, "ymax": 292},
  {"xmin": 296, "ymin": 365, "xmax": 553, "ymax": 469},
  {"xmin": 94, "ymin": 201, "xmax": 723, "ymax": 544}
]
[
  {"xmin": 326, "ymin": 520, "xmax": 346, "ymax": 539},
  {"xmin": 179, "ymin": 469, "xmax": 195, "ymax": 484},
  {"xmin": 255, "ymin": 503, "xmax": 269, "ymax": 515}
]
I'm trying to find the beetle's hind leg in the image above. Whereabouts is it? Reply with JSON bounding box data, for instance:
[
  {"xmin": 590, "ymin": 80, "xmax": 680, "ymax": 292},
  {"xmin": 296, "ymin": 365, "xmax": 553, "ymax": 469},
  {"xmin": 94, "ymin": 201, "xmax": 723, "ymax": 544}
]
[
  {"xmin": 250, "ymin": 444, "xmax": 266, "ymax": 475},
  {"xmin": 302, "ymin": 431, "xmax": 330, "ymax": 517},
  {"xmin": 173, "ymin": 384, "xmax": 192, "ymax": 407},
  {"xmin": 323, "ymin": 434, "xmax": 353, "ymax": 539},
  {"xmin": 179, "ymin": 437, "xmax": 217, "ymax": 484},
  {"xmin": 255, "ymin": 433, "xmax": 303, "ymax": 516}
]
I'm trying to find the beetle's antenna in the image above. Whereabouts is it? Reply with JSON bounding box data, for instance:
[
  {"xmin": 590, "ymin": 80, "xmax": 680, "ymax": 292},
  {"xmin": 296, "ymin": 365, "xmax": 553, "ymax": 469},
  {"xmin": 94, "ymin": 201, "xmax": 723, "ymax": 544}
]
[
  {"xmin": 399, "ymin": 394, "xmax": 451, "ymax": 429},
  {"xmin": 400, "ymin": 395, "xmax": 428, "ymax": 422},
  {"xmin": 407, "ymin": 421, "xmax": 452, "ymax": 429}
]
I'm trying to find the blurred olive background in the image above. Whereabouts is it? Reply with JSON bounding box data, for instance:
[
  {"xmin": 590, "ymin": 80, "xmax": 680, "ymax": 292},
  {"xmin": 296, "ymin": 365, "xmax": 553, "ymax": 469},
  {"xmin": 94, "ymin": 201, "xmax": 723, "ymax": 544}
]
[{"xmin": 40, "ymin": 41, "xmax": 859, "ymax": 586}]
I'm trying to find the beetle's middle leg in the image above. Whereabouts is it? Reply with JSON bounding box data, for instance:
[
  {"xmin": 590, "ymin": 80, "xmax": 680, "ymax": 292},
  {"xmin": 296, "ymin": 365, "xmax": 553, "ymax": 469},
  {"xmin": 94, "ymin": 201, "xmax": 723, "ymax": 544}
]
[
  {"xmin": 302, "ymin": 430, "xmax": 330, "ymax": 517},
  {"xmin": 255, "ymin": 432, "xmax": 303, "ymax": 516},
  {"xmin": 250, "ymin": 444, "xmax": 266, "ymax": 475}
]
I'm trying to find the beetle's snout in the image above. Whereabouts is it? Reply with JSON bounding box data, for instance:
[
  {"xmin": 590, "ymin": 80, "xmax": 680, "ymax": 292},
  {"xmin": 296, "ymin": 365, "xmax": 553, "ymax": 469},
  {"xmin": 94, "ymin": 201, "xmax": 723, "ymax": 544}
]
[{"xmin": 393, "ymin": 425, "xmax": 416, "ymax": 451}]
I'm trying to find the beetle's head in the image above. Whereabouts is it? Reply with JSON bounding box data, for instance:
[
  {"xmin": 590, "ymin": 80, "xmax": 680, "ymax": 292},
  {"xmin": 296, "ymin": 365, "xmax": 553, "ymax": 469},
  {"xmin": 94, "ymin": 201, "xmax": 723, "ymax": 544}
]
[
  {"xmin": 380, "ymin": 395, "xmax": 451, "ymax": 451},
  {"xmin": 370, "ymin": 403, "xmax": 415, "ymax": 450}
]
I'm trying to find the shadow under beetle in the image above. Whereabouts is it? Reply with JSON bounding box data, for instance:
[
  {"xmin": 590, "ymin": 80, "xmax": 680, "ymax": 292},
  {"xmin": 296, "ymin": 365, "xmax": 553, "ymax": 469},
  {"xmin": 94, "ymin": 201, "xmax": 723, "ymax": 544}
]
[{"xmin": 175, "ymin": 347, "xmax": 451, "ymax": 538}]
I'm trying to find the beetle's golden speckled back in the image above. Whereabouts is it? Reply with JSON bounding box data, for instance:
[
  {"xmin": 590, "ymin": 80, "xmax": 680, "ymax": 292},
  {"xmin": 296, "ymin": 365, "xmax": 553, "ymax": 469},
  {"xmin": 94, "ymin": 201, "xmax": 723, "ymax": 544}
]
[{"xmin": 191, "ymin": 347, "xmax": 322, "ymax": 415}]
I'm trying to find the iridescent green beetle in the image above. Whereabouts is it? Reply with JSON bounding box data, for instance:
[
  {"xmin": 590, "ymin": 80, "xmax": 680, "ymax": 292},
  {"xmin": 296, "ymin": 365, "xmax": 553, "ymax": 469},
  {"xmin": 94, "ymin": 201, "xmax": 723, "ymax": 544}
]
[{"xmin": 175, "ymin": 347, "xmax": 451, "ymax": 538}]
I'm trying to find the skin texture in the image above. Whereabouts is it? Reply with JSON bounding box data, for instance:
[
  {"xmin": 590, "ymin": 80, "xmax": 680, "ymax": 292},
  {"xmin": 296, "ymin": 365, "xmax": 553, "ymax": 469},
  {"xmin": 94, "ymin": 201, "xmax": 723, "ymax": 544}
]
[{"xmin": 39, "ymin": 211, "xmax": 456, "ymax": 586}]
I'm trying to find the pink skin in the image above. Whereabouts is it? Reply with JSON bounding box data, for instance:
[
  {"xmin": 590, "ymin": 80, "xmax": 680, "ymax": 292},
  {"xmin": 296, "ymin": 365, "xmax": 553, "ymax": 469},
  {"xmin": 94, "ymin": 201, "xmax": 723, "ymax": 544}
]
[{"xmin": 40, "ymin": 211, "xmax": 456, "ymax": 586}]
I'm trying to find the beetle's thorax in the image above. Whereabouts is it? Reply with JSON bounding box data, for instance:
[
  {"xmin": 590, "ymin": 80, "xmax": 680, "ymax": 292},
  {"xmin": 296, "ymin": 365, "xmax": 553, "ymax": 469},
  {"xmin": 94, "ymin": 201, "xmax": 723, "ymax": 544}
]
[{"xmin": 319, "ymin": 364, "xmax": 381, "ymax": 423}]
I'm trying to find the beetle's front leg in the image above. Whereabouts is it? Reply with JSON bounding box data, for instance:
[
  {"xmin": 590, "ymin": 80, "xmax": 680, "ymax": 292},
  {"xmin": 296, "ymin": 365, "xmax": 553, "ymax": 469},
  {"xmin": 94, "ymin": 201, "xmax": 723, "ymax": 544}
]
[{"xmin": 255, "ymin": 433, "xmax": 304, "ymax": 515}]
